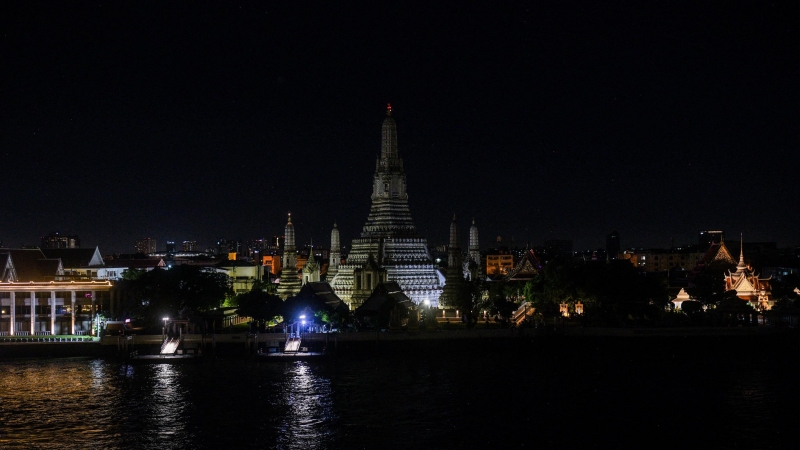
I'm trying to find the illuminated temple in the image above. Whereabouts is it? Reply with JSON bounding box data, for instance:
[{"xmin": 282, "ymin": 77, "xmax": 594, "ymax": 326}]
[
  {"xmin": 330, "ymin": 105, "xmax": 443, "ymax": 308},
  {"xmin": 724, "ymin": 237, "xmax": 774, "ymax": 310}
]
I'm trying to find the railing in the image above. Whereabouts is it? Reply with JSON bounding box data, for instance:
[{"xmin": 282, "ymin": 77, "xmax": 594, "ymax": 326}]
[
  {"xmin": 0, "ymin": 336, "xmax": 92, "ymax": 342},
  {"xmin": 0, "ymin": 331, "xmax": 8, "ymax": 336},
  {"xmin": 75, "ymin": 330, "xmax": 87, "ymax": 336},
  {"xmin": 34, "ymin": 331, "xmax": 52, "ymax": 336}
]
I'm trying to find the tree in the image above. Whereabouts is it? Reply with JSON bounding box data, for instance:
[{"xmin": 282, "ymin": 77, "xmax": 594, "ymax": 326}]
[
  {"xmin": 454, "ymin": 277, "xmax": 484, "ymax": 328},
  {"xmin": 688, "ymin": 269, "xmax": 726, "ymax": 307},
  {"xmin": 119, "ymin": 266, "xmax": 232, "ymax": 327},
  {"xmin": 235, "ymin": 290, "xmax": 283, "ymax": 330}
]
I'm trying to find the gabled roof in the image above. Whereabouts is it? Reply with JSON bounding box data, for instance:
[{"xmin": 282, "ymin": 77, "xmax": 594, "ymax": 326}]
[
  {"xmin": 504, "ymin": 249, "xmax": 542, "ymax": 282},
  {"xmin": 703, "ymin": 239, "xmax": 736, "ymax": 266},
  {"xmin": 357, "ymin": 281, "xmax": 413, "ymax": 313},
  {"xmin": 298, "ymin": 282, "xmax": 347, "ymax": 310},
  {"xmin": 303, "ymin": 254, "xmax": 320, "ymax": 272},
  {"xmin": 0, "ymin": 248, "xmax": 63, "ymax": 281},
  {"xmin": 0, "ymin": 253, "xmax": 15, "ymax": 282},
  {"xmin": 41, "ymin": 247, "xmax": 105, "ymax": 268},
  {"xmin": 730, "ymin": 273, "xmax": 756, "ymax": 293}
]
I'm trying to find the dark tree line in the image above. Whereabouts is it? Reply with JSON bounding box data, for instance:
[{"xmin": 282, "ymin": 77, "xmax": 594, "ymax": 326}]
[{"xmin": 115, "ymin": 266, "xmax": 232, "ymax": 327}]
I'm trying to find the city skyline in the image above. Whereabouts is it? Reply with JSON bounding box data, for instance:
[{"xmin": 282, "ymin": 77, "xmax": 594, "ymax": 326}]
[{"xmin": 3, "ymin": 2, "xmax": 798, "ymax": 254}]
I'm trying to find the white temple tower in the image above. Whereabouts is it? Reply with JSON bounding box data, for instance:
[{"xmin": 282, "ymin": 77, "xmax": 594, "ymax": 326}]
[
  {"xmin": 328, "ymin": 222, "xmax": 341, "ymax": 279},
  {"xmin": 469, "ymin": 219, "xmax": 481, "ymax": 269},
  {"xmin": 277, "ymin": 213, "xmax": 302, "ymax": 298},
  {"xmin": 440, "ymin": 215, "xmax": 465, "ymax": 308},
  {"xmin": 330, "ymin": 105, "xmax": 443, "ymax": 308}
]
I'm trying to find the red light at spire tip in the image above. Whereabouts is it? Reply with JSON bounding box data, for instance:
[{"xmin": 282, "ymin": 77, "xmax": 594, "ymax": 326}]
[{"xmin": 386, "ymin": 103, "xmax": 392, "ymax": 116}]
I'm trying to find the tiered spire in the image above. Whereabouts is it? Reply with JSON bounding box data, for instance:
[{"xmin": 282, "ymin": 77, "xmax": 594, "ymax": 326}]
[
  {"xmin": 277, "ymin": 212, "xmax": 301, "ymax": 298},
  {"xmin": 448, "ymin": 214, "xmax": 461, "ymax": 268},
  {"xmin": 363, "ymin": 104, "xmax": 415, "ymax": 237},
  {"xmin": 469, "ymin": 218, "xmax": 480, "ymax": 267},
  {"xmin": 328, "ymin": 222, "xmax": 341, "ymax": 279},
  {"xmin": 381, "ymin": 103, "xmax": 398, "ymax": 160},
  {"xmin": 441, "ymin": 215, "xmax": 465, "ymax": 308},
  {"xmin": 329, "ymin": 106, "xmax": 443, "ymax": 308},
  {"xmin": 735, "ymin": 233, "xmax": 747, "ymax": 274}
]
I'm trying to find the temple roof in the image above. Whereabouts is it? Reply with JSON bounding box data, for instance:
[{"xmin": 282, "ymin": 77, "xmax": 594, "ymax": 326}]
[
  {"xmin": 0, "ymin": 248, "xmax": 63, "ymax": 281},
  {"xmin": 730, "ymin": 273, "xmax": 757, "ymax": 292},
  {"xmin": 356, "ymin": 281, "xmax": 413, "ymax": 313},
  {"xmin": 504, "ymin": 249, "xmax": 542, "ymax": 282},
  {"xmin": 304, "ymin": 253, "xmax": 320, "ymax": 272},
  {"xmin": 0, "ymin": 253, "xmax": 14, "ymax": 282},
  {"xmin": 297, "ymin": 282, "xmax": 347, "ymax": 310},
  {"xmin": 703, "ymin": 239, "xmax": 736, "ymax": 266},
  {"xmin": 41, "ymin": 247, "xmax": 104, "ymax": 268}
]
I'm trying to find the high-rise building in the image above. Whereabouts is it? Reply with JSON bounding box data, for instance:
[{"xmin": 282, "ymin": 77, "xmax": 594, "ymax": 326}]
[
  {"xmin": 135, "ymin": 238, "xmax": 157, "ymax": 255},
  {"xmin": 166, "ymin": 241, "xmax": 176, "ymax": 253},
  {"xmin": 182, "ymin": 240, "xmax": 198, "ymax": 252},
  {"xmin": 41, "ymin": 232, "xmax": 79, "ymax": 249},
  {"xmin": 330, "ymin": 105, "xmax": 443, "ymax": 308},
  {"xmin": 606, "ymin": 231, "xmax": 620, "ymax": 259}
]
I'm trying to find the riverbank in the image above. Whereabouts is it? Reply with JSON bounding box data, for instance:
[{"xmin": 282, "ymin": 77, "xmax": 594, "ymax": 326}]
[{"xmin": 0, "ymin": 326, "xmax": 794, "ymax": 360}]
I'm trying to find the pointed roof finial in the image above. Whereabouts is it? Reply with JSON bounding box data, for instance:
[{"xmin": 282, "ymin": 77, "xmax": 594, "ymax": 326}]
[
  {"xmin": 287, "ymin": 212, "xmax": 292, "ymax": 223},
  {"xmin": 453, "ymin": 213, "xmax": 457, "ymax": 221},
  {"xmin": 333, "ymin": 221, "xmax": 337, "ymax": 228},
  {"xmin": 739, "ymin": 233, "xmax": 745, "ymax": 261},
  {"xmin": 386, "ymin": 103, "xmax": 392, "ymax": 116}
]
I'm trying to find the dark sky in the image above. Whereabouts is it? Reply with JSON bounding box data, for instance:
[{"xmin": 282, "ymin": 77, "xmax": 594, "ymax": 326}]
[{"xmin": 2, "ymin": 1, "xmax": 798, "ymax": 254}]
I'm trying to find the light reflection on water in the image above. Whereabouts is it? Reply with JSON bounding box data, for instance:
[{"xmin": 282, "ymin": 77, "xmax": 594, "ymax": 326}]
[
  {"xmin": 274, "ymin": 362, "xmax": 335, "ymax": 449},
  {"xmin": 0, "ymin": 336, "xmax": 796, "ymax": 449},
  {"xmin": 0, "ymin": 358, "xmax": 336, "ymax": 450}
]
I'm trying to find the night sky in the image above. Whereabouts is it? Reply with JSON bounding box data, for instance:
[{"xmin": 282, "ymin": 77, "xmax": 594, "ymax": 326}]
[{"xmin": 3, "ymin": 1, "xmax": 798, "ymax": 254}]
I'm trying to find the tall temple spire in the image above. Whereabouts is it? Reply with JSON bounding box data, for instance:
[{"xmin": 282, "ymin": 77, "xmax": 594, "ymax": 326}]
[
  {"xmin": 441, "ymin": 214, "xmax": 465, "ymax": 307},
  {"xmin": 448, "ymin": 214, "xmax": 461, "ymax": 263},
  {"xmin": 381, "ymin": 103, "xmax": 399, "ymax": 161},
  {"xmin": 328, "ymin": 222, "xmax": 341, "ymax": 279},
  {"xmin": 277, "ymin": 212, "xmax": 301, "ymax": 298},
  {"xmin": 469, "ymin": 218, "xmax": 481, "ymax": 268},
  {"xmin": 329, "ymin": 107, "xmax": 443, "ymax": 308},
  {"xmin": 736, "ymin": 233, "xmax": 747, "ymax": 274},
  {"xmin": 364, "ymin": 104, "xmax": 414, "ymax": 237}
]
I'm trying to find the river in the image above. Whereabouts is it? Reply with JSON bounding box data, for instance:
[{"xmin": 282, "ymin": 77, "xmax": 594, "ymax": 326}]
[{"xmin": 1, "ymin": 334, "xmax": 796, "ymax": 449}]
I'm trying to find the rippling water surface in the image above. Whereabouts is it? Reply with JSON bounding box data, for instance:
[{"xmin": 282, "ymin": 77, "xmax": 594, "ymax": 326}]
[{"xmin": 1, "ymin": 335, "xmax": 797, "ymax": 449}]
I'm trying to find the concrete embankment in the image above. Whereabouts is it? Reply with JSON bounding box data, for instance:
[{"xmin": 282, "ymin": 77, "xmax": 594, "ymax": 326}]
[{"xmin": 0, "ymin": 327, "xmax": 792, "ymax": 360}]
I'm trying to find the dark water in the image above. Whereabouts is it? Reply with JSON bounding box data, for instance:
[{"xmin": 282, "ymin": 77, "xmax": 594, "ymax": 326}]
[{"xmin": 1, "ymin": 335, "xmax": 797, "ymax": 449}]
